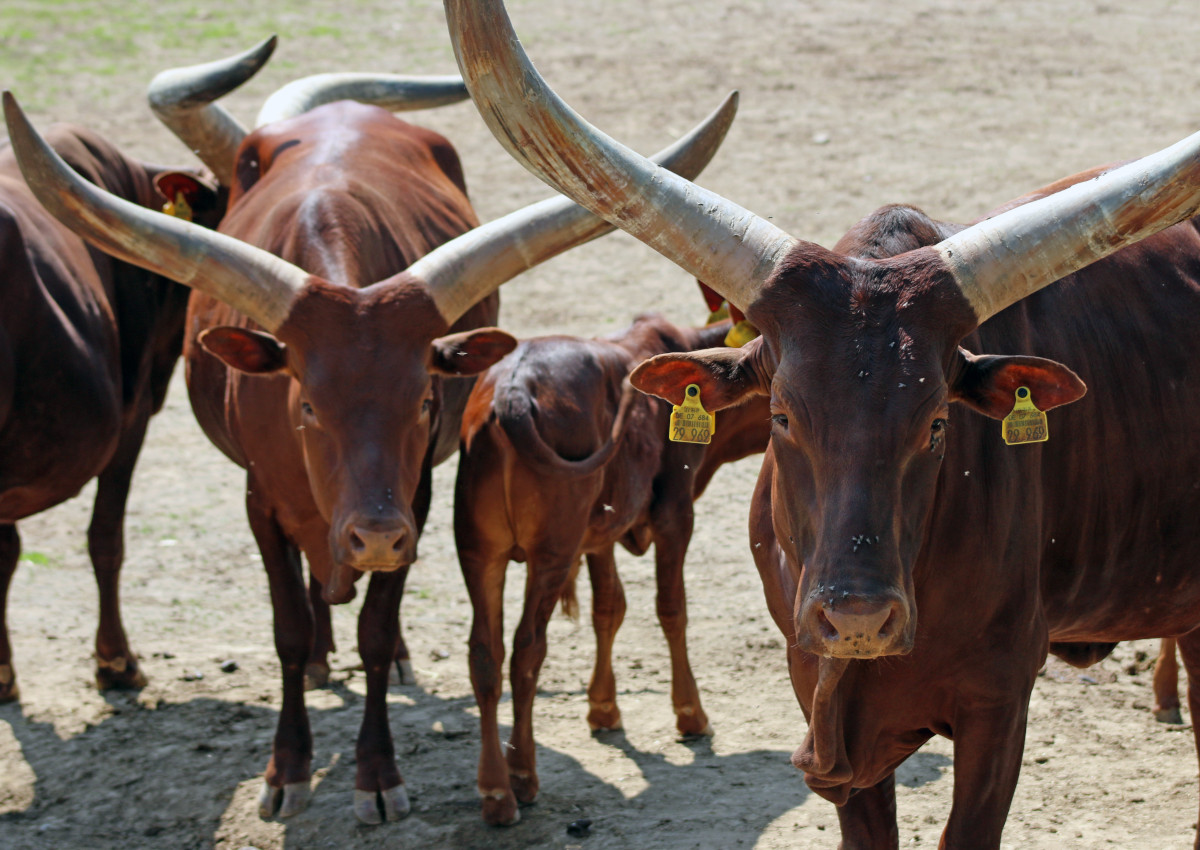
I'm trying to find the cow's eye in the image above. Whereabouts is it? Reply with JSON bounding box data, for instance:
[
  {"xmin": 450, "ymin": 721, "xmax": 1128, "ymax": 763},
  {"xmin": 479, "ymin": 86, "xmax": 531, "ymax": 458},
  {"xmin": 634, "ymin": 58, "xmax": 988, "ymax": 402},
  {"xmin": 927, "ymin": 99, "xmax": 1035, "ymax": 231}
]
[
  {"xmin": 930, "ymin": 418, "xmax": 947, "ymax": 451},
  {"xmin": 301, "ymin": 401, "xmax": 315, "ymax": 417},
  {"xmin": 771, "ymin": 413, "xmax": 789, "ymax": 429}
]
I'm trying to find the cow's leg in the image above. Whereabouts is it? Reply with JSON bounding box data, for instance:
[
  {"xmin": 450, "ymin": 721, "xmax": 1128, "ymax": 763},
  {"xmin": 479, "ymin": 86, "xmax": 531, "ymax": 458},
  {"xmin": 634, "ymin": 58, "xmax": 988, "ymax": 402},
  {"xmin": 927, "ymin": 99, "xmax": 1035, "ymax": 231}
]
[
  {"xmin": 938, "ymin": 700, "xmax": 1028, "ymax": 849},
  {"xmin": 0, "ymin": 523, "xmax": 19, "ymax": 702},
  {"xmin": 835, "ymin": 772, "xmax": 899, "ymax": 850},
  {"xmin": 352, "ymin": 567, "xmax": 410, "ymax": 825},
  {"xmin": 461, "ymin": 547, "xmax": 514, "ymax": 824},
  {"xmin": 87, "ymin": 414, "xmax": 151, "ymax": 691},
  {"xmin": 1172, "ymin": 629, "xmax": 1200, "ymax": 850},
  {"xmin": 507, "ymin": 551, "xmax": 574, "ymax": 806},
  {"xmin": 389, "ymin": 460, "xmax": 433, "ymax": 689},
  {"xmin": 585, "ymin": 545, "xmax": 626, "ymax": 732},
  {"xmin": 649, "ymin": 493, "xmax": 710, "ymax": 738},
  {"xmin": 1154, "ymin": 637, "xmax": 1183, "ymax": 723},
  {"xmin": 247, "ymin": 494, "xmax": 314, "ymax": 819},
  {"xmin": 304, "ymin": 574, "xmax": 333, "ymax": 690}
]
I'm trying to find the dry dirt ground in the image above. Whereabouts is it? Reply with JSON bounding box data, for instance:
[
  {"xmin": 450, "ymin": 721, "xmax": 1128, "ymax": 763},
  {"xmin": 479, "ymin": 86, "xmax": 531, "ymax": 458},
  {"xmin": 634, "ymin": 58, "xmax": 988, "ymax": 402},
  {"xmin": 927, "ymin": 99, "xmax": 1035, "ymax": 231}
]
[{"xmin": 3, "ymin": 1, "xmax": 1200, "ymax": 848}]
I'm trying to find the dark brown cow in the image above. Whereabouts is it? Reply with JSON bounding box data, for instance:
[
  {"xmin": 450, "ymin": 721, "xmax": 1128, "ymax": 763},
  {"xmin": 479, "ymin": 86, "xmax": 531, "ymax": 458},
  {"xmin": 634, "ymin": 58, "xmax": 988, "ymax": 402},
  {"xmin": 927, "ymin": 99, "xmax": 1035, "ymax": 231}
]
[
  {"xmin": 448, "ymin": 2, "xmax": 1200, "ymax": 845},
  {"xmin": 5, "ymin": 44, "xmax": 737, "ymax": 824},
  {"xmin": 0, "ymin": 122, "xmax": 220, "ymax": 702},
  {"xmin": 456, "ymin": 313, "xmax": 769, "ymax": 824}
]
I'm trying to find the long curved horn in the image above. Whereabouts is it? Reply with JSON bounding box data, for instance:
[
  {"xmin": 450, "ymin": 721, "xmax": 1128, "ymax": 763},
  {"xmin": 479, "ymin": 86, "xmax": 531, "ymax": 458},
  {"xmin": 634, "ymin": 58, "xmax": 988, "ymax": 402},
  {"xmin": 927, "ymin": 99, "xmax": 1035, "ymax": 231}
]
[
  {"xmin": 936, "ymin": 131, "xmax": 1200, "ymax": 323},
  {"xmin": 256, "ymin": 74, "xmax": 468, "ymax": 127},
  {"xmin": 442, "ymin": 0, "xmax": 795, "ymax": 314},
  {"xmin": 409, "ymin": 91, "xmax": 739, "ymax": 324},
  {"xmin": 147, "ymin": 36, "xmax": 276, "ymax": 185},
  {"xmin": 4, "ymin": 92, "xmax": 308, "ymax": 332}
]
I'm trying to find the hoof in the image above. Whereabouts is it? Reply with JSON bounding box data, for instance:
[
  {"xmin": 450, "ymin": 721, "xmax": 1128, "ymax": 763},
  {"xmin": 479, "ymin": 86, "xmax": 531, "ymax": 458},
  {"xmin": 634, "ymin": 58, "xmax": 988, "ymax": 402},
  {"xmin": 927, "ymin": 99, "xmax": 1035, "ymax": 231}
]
[
  {"xmin": 509, "ymin": 770, "xmax": 539, "ymax": 805},
  {"xmin": 389, "ymin": 658, "xmax": 416, "ymax": 686},
  {"xmin": 677, "ymin": 723, "xmax": 715, "ymax": 742},
  {"xmin": 676, "ymin": 707, "xmax": 714, "ymax": 740},
  {"xmin": 303, "ymin": 661, "xmax": 331, "ymax": 691},
  {"xmin": 587, "ymin": 700, "xmax": 622, "ymax": 732},
  {"xmin": 353, "ymin": 784, "xmax": 410, "ymax": 824},
  {"xmin": 1154, "ymin": 706, "xmax": 1184, "ymax": 724},
  {"xmin": 94, "ymin": 655, "xmax": 148, "ymax": 691},
  {"xmin": 0, "ymin": 665, "xmax": 18, "ymax": 703},
  {"xmin": 258, "ymin": 780, "xmax": 312, "ymax": 818},
  {"xmin": 481, "ymin": 790, "xmax": 520, "ymax": 826}
]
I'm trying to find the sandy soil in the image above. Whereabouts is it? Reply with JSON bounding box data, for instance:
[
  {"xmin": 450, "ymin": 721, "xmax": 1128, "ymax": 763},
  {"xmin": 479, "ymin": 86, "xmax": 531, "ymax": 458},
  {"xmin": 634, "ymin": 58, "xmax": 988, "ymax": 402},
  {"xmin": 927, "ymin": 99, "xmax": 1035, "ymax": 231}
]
[{"xmin": 2, "ymin": 1, "xmax": 1200, "ymax": 847}]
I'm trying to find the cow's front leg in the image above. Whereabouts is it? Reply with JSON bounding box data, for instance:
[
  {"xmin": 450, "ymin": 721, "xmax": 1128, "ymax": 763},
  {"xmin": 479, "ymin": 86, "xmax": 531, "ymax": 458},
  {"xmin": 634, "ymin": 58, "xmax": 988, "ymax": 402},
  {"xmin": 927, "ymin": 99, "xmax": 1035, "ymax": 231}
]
[
  {"xmin": 352, "ymin": 567, "xmax": 410, "ymax": 825},
  {"xmin": 247, "ymin": 493, "xmax": 313, "ymax": 819},
  {"xmin": 836, "ymin": 773, "xmax": 898, "ymax": 850},
  {"xmin": 1172, "ymin": 628, "xmax": 1200, "ymax": 849},
  {"xmin": 0, "ymin": 523, "xmax": 19, "ymax": 702},
  {"xmin": 304, "ymin": 573, "xmax": 333, "ymax": 690},
  {"xmin": 940, "ymin": 700, "xmax": 1028, "ymax": 848}
]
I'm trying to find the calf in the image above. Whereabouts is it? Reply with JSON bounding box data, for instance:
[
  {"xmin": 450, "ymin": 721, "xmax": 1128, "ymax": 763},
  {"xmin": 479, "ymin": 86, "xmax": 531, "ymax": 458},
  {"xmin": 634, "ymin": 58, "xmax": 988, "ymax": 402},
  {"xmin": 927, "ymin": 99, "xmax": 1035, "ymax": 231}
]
[
  {"xmin": 455, "ymin": 313, "xmax": 769, "ymax": 824},
  {"xmin": 0, "ymin": 122, "xmax": 220, "ymax": 701}
]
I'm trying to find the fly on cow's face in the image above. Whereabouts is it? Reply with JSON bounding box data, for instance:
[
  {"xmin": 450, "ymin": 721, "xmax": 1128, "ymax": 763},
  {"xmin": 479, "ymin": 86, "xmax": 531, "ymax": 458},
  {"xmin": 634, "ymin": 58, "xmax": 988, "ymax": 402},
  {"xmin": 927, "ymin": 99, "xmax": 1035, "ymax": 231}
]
[{"xmin": 929, "ymin": 418, "xmax": 947, "ymax": 453}]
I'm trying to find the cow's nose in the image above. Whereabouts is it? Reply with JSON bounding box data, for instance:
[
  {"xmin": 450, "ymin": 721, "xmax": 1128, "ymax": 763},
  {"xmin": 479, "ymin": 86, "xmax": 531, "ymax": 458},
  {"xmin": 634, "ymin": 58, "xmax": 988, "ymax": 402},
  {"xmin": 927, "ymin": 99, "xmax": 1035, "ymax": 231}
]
[
  {"xmin": 816, "ymin": 598, "xmax": 903, "ymax": 657},
  {"xmin": 345, "ymin": 523, "xmax": 408, "ymax": 567}
]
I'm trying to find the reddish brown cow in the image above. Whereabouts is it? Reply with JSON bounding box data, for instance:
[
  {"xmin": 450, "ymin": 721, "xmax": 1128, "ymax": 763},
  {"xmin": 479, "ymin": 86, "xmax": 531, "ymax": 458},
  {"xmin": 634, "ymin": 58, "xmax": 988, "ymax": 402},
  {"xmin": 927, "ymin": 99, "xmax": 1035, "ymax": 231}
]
[
  {"xmin": 449, "ymin": 2, "xmax": 1200, "ymax": 845},
  {"xmin": 5, "ymin": 44, "xmax": 737, "ymax": 824},
  {"xmin": 0, "ymin": 121, "xmax": 221, "ymax": 702},
  {"xmin": 456, "ymin": 313, "xmax": 769, "ymax": 824}
]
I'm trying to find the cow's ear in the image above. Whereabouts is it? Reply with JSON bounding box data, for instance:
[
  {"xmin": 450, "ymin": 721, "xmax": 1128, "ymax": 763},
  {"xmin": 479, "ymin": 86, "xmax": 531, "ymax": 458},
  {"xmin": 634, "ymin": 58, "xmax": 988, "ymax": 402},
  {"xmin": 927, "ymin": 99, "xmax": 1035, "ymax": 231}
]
[
  {"xmin": 199, "ymin": 326, "xmax": 288, "ymax": 374},
  {"xmin": 632, "ymin": 337, "xmax": 770, "ymax": 410},
  {"xmin": 429, "ymin": 327, "xmax": 517, "ymax": 376},
  {"xmin": 949, "ymin": 348, "xmax": 1086, "ymax": 420},
  {"xmin": 154, "ymin": 171, "xmax": 224, "ymax": 227}
]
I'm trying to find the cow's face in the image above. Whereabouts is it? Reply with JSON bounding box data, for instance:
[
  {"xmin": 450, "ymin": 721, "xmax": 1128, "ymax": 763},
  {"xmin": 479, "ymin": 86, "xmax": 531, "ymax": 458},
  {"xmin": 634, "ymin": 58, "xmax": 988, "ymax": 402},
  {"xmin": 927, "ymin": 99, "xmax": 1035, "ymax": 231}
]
[
  {"xmin": 199, "ymin": 278, "xmax": 514, "ymax": 599},
  {"xmin": 634, "ymin": 243, "xmax": 1084, "ymax": 659}
]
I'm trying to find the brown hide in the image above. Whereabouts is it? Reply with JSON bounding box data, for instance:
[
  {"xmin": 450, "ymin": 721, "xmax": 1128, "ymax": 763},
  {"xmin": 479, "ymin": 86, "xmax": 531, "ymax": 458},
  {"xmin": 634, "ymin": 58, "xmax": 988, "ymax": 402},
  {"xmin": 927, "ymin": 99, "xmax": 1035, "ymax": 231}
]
[
  {"xmin": 454, "ymin": 313, "xmax": 769, "ymax": 825},
  {"xmin": 181, "ymin": 100, "xmax": 505, "ymax": 820},
  {"xmin": 638, "ymin": 182, "xmax": 1200, "ymax": 845},
  {"xmin": 0, "ymin": 125, "xmax": 215, "ymax": 698}
]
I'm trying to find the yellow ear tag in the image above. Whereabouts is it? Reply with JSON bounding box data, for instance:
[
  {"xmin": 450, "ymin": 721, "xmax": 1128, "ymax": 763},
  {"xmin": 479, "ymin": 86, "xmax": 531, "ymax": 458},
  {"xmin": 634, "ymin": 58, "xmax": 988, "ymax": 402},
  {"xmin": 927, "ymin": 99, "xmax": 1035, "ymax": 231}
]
[
  {"xmin": 1002, "ymin": 386, "xmax": 1049, "ymax": 445},
  {"xmin": 669, "ymin": 383, "xmax": 714, "ymax": 445},
  {"xmin": 162, "ymin": 190, "xmax": 193, "ymax": 222},
  {"xmin": 724, "ymin": 319, "xmax": 760, "ymax": 348}
]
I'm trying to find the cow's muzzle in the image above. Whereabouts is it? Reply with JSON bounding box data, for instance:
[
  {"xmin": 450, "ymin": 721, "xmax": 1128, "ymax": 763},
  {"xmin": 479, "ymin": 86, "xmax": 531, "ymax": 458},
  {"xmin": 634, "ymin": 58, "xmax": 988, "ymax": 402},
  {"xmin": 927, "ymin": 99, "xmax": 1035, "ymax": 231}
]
[
  {"xmin": 798, "ymin": 591, "xmax": 910, "ymax": 658},
  {"xmin": 335, "ymin": 514, "xmax": 417, "ymax": 570}
]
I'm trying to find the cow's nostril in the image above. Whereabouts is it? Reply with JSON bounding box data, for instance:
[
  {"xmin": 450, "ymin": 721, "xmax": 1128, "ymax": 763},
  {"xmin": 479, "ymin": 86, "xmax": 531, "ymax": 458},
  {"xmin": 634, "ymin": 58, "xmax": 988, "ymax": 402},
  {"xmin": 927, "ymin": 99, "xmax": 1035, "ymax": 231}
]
[
  {"xmin": 816, "ymin": 608, "xmax": 839, "ymax": 642},
  {"xmin": 349, "ymin": 531, "xmax": 365, "ymax": 553}
]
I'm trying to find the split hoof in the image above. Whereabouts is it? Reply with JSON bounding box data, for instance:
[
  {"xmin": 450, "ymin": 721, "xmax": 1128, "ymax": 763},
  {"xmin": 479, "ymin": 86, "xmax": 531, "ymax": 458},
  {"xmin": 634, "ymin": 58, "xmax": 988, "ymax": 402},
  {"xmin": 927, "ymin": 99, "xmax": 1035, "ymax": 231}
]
[
  {"xmin": 257, "ymin": 779, "xmax": 312, "ymax": 818},
  {"xmin": 389, "ymin": 658, "xmax": 416, "ymax": 686},
  {"xmin": 94, "ymin": 654, "xmax": 148, "ymax": 691},
  {"xmin": 0, "ymin": 665, "xmax": 18, "ymax": 703},
  {"xmin": 509, "ymin": 770, "xmax": 539, "ymax": 805},
  {"xmin": 587, "ymin": 700, "xmax": 623, "ymax": 732},
  {"xmin": 677, "ymin": 723, "xmax": 715, "ymax": 742},
  {"xmin": 1154, "ymin": 706, "xmax": 1184, "ymax": 724},
  {"xmin": 480, "ymin": 790, "xmax": 520, "ymax": 826},
  {"xmin": 353, "ymin": 784, "xmax": 410, "ymax": 824},
  {"xmin": 303, "ymin": 661, "xmax": 331, "ymax": 691}
]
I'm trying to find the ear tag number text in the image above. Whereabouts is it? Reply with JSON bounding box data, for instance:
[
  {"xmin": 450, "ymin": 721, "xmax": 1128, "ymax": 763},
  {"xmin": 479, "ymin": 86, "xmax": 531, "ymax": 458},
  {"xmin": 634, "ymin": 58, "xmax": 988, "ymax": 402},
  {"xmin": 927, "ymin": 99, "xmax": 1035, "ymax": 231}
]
[
  {"xmin": 1002, "ymin": 386, "xmax": 1049, "ymax": 446},
  {"xmin": 669, "ymin": 383, "xmax": 714, "ymax": 445}
]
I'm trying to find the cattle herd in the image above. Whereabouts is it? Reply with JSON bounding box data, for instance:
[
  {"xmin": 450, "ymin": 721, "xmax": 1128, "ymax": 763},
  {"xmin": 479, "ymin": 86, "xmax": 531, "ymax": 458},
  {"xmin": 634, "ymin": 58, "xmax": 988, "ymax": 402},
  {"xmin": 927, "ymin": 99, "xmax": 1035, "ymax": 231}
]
[{"xmin": 4, "ymin": 1, "xmax": 1200, "ymax": 847}]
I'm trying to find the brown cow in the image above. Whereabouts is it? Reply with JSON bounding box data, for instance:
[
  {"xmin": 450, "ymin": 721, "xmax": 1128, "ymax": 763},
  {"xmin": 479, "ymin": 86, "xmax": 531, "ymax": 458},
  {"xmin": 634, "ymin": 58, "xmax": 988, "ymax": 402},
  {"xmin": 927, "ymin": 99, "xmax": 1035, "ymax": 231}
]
[
  {"xmin": 5, "ymin": 46, "xmax": 737, "ymax": 824},
  {"xmin": 455, "ymin": 312, "xmax": 769, "ymax": 824},
  {"xmin": 0, "ymin": 120, "xmax": 222, "ymax": 702},
  {"xmin": 447, "ymin": 2, "xmax": 1200, "ymax": 845}
]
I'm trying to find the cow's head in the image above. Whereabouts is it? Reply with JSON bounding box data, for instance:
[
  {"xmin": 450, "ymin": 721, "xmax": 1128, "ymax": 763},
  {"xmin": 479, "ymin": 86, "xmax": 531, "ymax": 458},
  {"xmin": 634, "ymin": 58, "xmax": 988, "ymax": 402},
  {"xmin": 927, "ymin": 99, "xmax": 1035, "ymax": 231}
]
[
  {"xmin": 197, "ymin": 282, "xmax": 514, "ymax": 580},
  {"xmin": 445, "ymin": 0, "xmax": 1200, "ymax": 656},
  {"xmin": 5, "ymin": 51, "xmax": 737, "ymax": 598}
]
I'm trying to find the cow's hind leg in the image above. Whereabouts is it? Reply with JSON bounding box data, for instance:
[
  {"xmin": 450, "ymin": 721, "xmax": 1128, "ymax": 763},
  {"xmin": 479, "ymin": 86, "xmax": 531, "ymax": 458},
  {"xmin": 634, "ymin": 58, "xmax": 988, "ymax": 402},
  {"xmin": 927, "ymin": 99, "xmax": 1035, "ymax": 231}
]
[
  {"xmin": 304, "ymin": 573, "xmax": 334, "ymax": 690},
  {"xmin": 1172, "ymin": 629, "xmax": 1200, "ymax": 849},
  {"xmin": 352, "ymin": 568, "xmax": 410, "ymax": 825},
  {"xmin": 0, "ymin": 523, "xmax": 19, "ymax": 701},
  {"xmin": 650, "ymin": 496, "xmax": 710, "ymax": 738},
  {"xmin": 836, "ymin": 772, "xmax": 899, "ymax": 850},
  {"xmin": 585, "ymin": 546, "xmax": 625, "ymax": 732},
  {"xmin": 507, "ymin": 550, "xmax": 574, "ymax": 806},
  {"xmin": 1154, "ymin": 637, "xmax": 1183, "ymax": 724},
  {"xmin": 247, "ymin": 494, "xmax": 314, "ymax": 819},
  {"xmin": 88, "ymin": 416, "xmax": 151, "ymax": 690}
]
